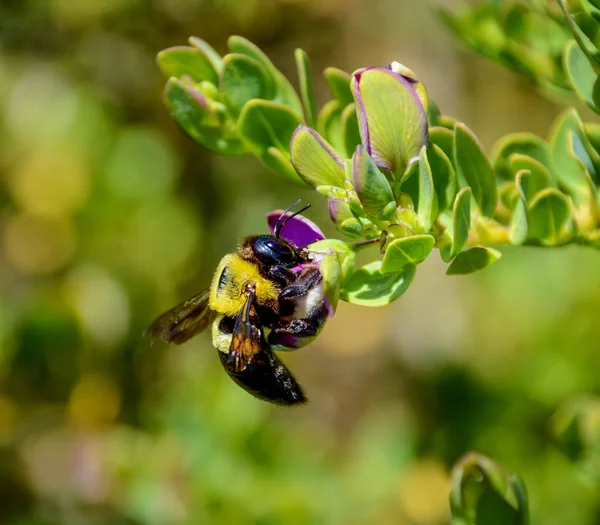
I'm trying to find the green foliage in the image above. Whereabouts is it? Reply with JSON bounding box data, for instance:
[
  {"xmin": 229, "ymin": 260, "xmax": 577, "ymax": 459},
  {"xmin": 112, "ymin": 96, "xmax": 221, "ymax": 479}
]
[
  {"xmin": 450, "ymin": 453, "xmax": 529, "ymax": 525},
  {"xmin": 158, "ymin": 30, "xmax": 600, "ymax": 312},
  {"xmin": 441, "ymin": 0, "xmax": 600, "ymax": 115}
]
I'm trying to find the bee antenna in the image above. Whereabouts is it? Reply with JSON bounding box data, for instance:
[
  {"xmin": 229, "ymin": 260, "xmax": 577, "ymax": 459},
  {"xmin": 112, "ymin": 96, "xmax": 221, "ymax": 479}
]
[
  {"xmin": 277, "ymin": 203, "xmax": 311, "ymax": 238},
  {"xmin": 274, "ymin": 199, "xmax": 303, "ymax": 237}
]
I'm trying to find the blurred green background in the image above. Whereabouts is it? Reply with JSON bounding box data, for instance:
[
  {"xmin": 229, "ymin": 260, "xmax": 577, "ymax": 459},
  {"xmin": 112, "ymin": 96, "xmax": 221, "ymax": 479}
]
[{"xmin": 2, "ymin": 0, "xmax": 600, "ymax": 524}]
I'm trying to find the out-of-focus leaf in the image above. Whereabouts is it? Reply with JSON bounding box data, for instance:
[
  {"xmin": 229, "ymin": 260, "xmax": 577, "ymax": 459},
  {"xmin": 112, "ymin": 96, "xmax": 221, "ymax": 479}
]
[
  {"xmin": 164, "ymin": 78, "xmax": 244, "ymax": 155},
  {"xmin": 428, "ymin": 143, "xmax": 457, "ymax": 212},
  {"xmin": 188, "ymin": 36, "xmax": 222, "ymax": 71},
  {"xmin": 550, "ymin": 109, "xmax": 598, "ymax": 202},
  {"xmin": 491, "ymin": 132, "xmax": 551, "ymax": 181},
  {"xmin": 430, "ymin": 126, "xmax": 454, "ymax": 162},
  {"xmin": 454, "ymin": 123, "xmax": 498, "ymax": 217},
  {"xmin": 380, "ymin": 235, "xmax": 435, "ymax": 274},
  {"xmin": 340, "ymin": 261, "xmax": 416, "ymax": 306},
  {"xmin": 509, "ymin": 154, "xmax": 553, "ymax": 190},
  {"xmin": 295, "ymin": 49, "xmax": 317, "ymax": 128},
  {"xmin": 263, "ymin": 147, "xmax": 306, "ymax": 186},
  {"xmin": 324, "ymin": 67, "xmax": 353, "ymax": 105},
  {"xmin": 221, "ymin": 54, "xmax": 273, "ymax": 116},
  {"xmin": 527, "ymin": 188, "xmax": 571, "ymax": 245},
  {"xmin": 158, "ymin": 46, "xmax": 219, "ymax": 84},
  {"xmin": 447, "ymin": 246, "xmax": 501, "ymax": 275},
  {"xmin": 317, "ymin": 100, "xmax": 346, "ymax": 154},
  {"xmin": 238, "ymin": 99, "xmax": 302, "ymax": 156},
  {"xmin": 417, "ymin": 146, "xmax": 438, "ymax": 230},
  {"xmin": 228, "ymin": 35, "xmax": 303, "ymax": 115},
  {"xmin": 341, "ymin": 103, "xmax": 361, "ymax": 158},
  {"xmin": 450, "ymin": 453, "xmax": 529, "ymax": 525},
  {"xmin": 452, "ymin": 187, "xmax": 472, "ymax": 258},
  {"xmin": 510, "ymin": 193, "xmax": 528, "ymax": 246},
  {"xmin": 564, "ymin": 39, "xmax": 600, "ymax": 112}
]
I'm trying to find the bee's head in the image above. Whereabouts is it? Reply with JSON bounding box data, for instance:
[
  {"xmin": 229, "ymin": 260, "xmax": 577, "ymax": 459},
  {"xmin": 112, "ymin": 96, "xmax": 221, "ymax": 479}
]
[
  {"xmin": 243, "ymin": 234, "xmax": 305, "ymax": 267},
  {"xmin": 242, "ymin": 200, "xmax": 312, "ymax": 268}
]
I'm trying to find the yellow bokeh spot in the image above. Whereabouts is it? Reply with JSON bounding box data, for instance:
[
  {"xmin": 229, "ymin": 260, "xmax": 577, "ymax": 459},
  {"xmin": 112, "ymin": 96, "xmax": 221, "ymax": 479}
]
[
  {"xmin": 9, "ymin": 149, "xmax": 90, "ymax": 218},
  {"xmin": 398, "ymin": 459, "xmax": 451, "ymax": 524},
  {"xmin": 68, "ymin": 374, "xmax": 121, "ymax": 429},
  {"xmin": 3, "ymin": 214, "xmax": 76, "ymax": 275}
]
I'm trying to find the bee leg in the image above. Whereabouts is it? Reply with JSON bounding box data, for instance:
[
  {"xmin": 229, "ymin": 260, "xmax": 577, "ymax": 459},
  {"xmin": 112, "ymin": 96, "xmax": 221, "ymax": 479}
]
[
  {"xmin": 279, "ymin": 267, "xmax": 322, "ymax": 300},
  {"xmin": 269, "ymin": 302, "xmax": 329, "ymax": 340},
  {"xmin": 266, "ymin": 265, "xmax": 296, "ymax": 286}
]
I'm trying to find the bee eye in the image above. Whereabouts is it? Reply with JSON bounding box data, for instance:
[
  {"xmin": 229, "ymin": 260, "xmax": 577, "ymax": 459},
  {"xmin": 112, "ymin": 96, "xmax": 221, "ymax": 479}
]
[{"xmin": 252, "ymin": 235, "xmax": 298, "ymax": 266}]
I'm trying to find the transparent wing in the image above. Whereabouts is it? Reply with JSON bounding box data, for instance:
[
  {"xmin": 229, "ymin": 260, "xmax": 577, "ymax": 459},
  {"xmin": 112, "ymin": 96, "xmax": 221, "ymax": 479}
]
[{"xmin": 145, "ymin": 290, "xmax": 216, "ymax": 345}]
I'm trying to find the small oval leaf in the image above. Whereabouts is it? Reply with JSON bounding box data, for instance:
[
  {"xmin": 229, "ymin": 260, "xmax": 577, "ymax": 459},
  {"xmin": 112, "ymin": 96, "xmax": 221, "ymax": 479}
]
[
  {"xmin": 352, "ymin": 145, "xmax": 396, "ymax": 220},
  {"xmin": 340, "ymin": 261, "xmax": 416, "ymax": 307},
  {"xmin": 380, "ymin": 235, "xmax": 435, "ymax": 274},
  {"xmin": 295, "ymin": 48, "xmax": 317, "ymax": 128},
  {"xmin": 238, "ymin": 99, "xmax": 302, "ymax": 155},
  {"xmin": 157, "ymin": 46, "xmax": 219, "ymax": 84},
  {"xmin": 221, "ymin": 54, "xmax": 273, "ymax": 116},
  {"xmin": 323, "ymin": 67, "xmax": 353, "ymax": 105},
  {"xmin": 446, "ymin": 246, "xmax": 502, "ymax": 275},
  {"xmin": 453, "ymin": 123, "xmax": 498, "ymax": 217},
  {"xmin": 428, "ymin": 143, "xmax": 457, "ymax": 212},
  {"xmin": 528, "ymin": 188, "xmax": 571, "ymax": 245},
  {"xmin": 452, "ymin": 187, "xmax": 472, "ymax": 258}
]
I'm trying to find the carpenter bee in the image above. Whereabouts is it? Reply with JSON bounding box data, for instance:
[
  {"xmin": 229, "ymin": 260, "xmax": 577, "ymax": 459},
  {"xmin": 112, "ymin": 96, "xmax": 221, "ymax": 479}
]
[{"xmin": 146, "ymin": 201, "xmax": 330, "ymax": 406}]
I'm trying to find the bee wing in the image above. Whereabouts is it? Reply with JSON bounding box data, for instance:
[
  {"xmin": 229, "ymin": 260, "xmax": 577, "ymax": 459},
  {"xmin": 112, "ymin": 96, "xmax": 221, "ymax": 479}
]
[
  {"xmin": 145, "ymin": 290, "xmax": 216, "ymax": 345},
  {"xmin": 227, "ymin": 289, "xmax": 262, "ymax": 372}
]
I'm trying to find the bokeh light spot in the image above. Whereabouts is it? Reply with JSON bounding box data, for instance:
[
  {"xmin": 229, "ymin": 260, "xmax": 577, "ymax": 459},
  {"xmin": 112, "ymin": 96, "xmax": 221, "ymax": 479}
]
[{"xmin": 3, "ymin": 214, "xmax": 76, "ymax": 275}]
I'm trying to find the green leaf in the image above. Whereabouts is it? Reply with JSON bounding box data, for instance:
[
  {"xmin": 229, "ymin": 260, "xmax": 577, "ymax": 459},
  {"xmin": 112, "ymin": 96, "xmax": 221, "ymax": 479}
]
[
  {"xmin": 221, "ymin": 54, "xmax": 273, "ymax": 116},
  {"xmin": 450, "ymin": 453, "xmax": 529, "ymax": 525},
  {"xmin": 188, "ymin": 37, "xmax": 222, "ymax": 72},
  {"xmin": 490, "ymin": 132, "xmax": 551, "ymax": 181},
  {"xmin": 228, "ymin": 35, "xmax": 303, "ymax": 115},
  {"xmin": 237, "ymin": 99, "xmax": 302, "ymax": 156},
  {"xmin": 417, "ymin": 146, "xmax": 438, "ymax": 230},
  {"xmin": 340, "ymin": 261, "xmax": 416, "ymax": 307},
  {"xmin": 564, "ymin": 39, "xmax": 600, "ymax": 112},
  {"xmin": 428, "ymin": 143, "xmax": 457, "ymax": 212},
  {"xmin": 295, "ymin": 49, "xmax": 317, "ymax": 128},
  {"xmin": 164, "ymin": 78, "xmax": 244, "ymax": 155},
  {"xmin": 429, "ymin": 126, "xmax": 454, "ymax": 162},
  {"xmin": 550, "ymin": 109, "xmax": 597, "ymax": 203},
  {"xmin": 447, "ymin": 246, "xmax": 502, "ymax": 275},
  {"xmin": 453, "ymin": 123, "xmax": 498, "ymax": 217},
  {"xmin": 352, "ymin": 145, "xmax": 396, "ymax": 220},
  {"xmin": 509, "ymin": 154, "xmax": 553, "ymax": 191},
  {"xmin": 341, "ymin": 103, "xmax": 361, "ymax": 158},
  {"xmin": 452, "ymin": 187, "xmax": 472, "ymax": 258},
  {"xmin": 157, "ymin": 46, "xmax": 219, "ymax": 84},
  {"xmin": 290, "ymin": 124, "xmax": 345, "ymax": 188},
  {"xmin": 527, "ymin": 188, "xmax": 571, "ymax": 245},
  {"xmin": 323, "ymin": 67, "xmax": 353, "ymax": 105},
  {"xmin": 380, "ymin": 235, "xmax": 435, "ymax": 274},
  {"xmin": 317, "ymin": 100, "xmax": 345, "ymax": 154},
  {"xmin": 559, "ymin": 0, "xmax": 600, "ymax": 67},
  {"xmin": 510, "ymin": 194, "xmax": 528, "ymax": 246}
]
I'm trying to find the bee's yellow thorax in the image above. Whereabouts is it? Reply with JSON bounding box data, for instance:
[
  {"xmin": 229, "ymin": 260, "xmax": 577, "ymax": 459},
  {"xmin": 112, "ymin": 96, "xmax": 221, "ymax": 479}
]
[{"xmin": 209, "ymin": 253, "xmax": 278, "ymax": 317}]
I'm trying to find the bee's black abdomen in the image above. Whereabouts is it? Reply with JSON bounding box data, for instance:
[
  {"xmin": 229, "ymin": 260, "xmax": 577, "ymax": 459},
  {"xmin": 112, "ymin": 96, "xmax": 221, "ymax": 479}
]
[{"xmin": 217, "ymin": 347, "xmax": 307, "ymax": 406}]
